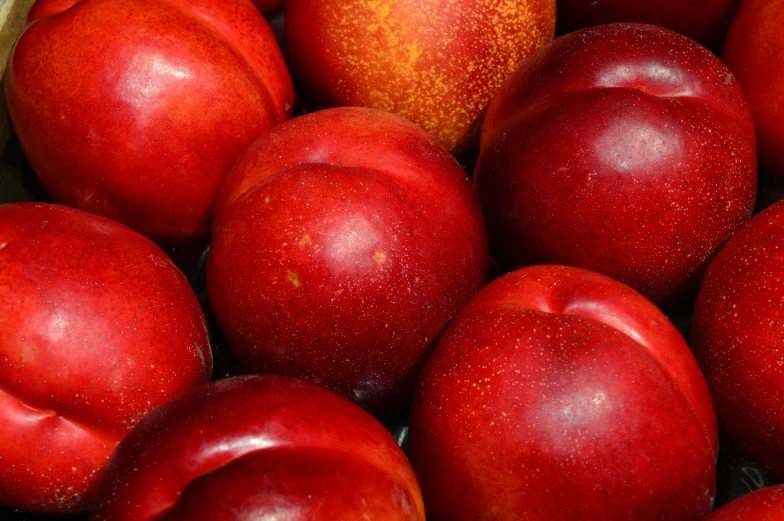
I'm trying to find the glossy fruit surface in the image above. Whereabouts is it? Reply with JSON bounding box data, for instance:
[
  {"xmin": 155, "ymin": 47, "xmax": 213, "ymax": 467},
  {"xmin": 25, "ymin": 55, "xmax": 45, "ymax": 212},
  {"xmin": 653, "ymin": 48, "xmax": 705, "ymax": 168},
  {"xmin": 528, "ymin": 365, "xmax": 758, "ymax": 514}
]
[
  {"xmin": 285, "ymin": 0, "xmax": 556, "ymax": 153},
  {"xmin": 208, "ymin": 107, "xmax": 488, "ymax": 417},
  {"xmin": 6, "ymin": 0, "xmax": 293, "ymax": 245},
  {"xmin": 704, "ymin": 485, "xmax": 784, "ymax": 520},
  {"xmin": 91, "ymin": 375, "xmax": 425, "ymax": 521},
  {"xmin": 558, "ymin": 0, "xmax": 742, "ymax": 50},
  {"xmin": 0, "ymin": 203, "xmax": 212, "ymax": 515},
  {"xmin": 723, "ymin": 0, "xmax": 784, "ymax": 177},
  {"xmin": 475, "ymin": 23, "xmax": 757, "ymax": 305},
  {"xmin": 409, "ymin": 265, "xmax": 718, "ymax": 521},
  {"xmin": 692, "ymin": 201, "xmax": 784, "ymax": 476}
]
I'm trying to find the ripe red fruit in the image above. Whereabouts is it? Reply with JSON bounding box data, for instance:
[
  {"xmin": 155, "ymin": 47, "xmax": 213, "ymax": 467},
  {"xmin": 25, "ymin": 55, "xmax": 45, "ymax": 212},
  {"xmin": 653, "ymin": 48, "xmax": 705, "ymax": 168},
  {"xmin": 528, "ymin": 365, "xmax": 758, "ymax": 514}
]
[
  {"xmin": 0, "ymin": 203, "xmax": 212, "ymax": 515},
  {"xmin": 409, "ymin": 265, "xmax": 718, "ymax": 521},
  {"xmin": 207, "ymin": 107, "xmax": 488, "ymax": 417},
  {"xmin": 284, "ymin": 0, "xmax": 556, "ymax": 153},
  {"xmin": 691, "ymin": 200, "xmax": 784, "ymax": 476},
  {"xmin": 5, "ymin": 0, "xmax": 293, "ymax": 245},
  {"xmin": 703, "ymin": 486, "xmax": 784, "ymax": 520},
  {"xmin": 557, "ymin": 0, "xmax": 742, "ymax": 51},
  {"xmin": 474, "ymin": 23, "xmax": 757, "ymax": 306},
  {"xmin": 91, "ymin": 375, "xmax": 425, "ymax": 521},
  {"xmin": 723, "ymin": 0, "xmax": 784, "ymax": 177}
]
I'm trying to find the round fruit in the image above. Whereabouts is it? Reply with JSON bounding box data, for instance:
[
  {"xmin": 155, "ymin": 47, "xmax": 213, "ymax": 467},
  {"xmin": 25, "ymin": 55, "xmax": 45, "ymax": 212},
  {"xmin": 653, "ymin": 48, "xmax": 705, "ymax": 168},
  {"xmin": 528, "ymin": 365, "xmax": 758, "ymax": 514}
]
[
  {"xmin": 410, "ymin": 265, "xmax": 718, "ymax": 521},
  {"xmin": 0, "ymin": 203, "xmax": 212, "ymax": 515},
  {"xmin": 6, "ymin": 0, "xmax": 293, "ymax": 244},
  {"xmin": 91, "ymin": 375, "xmax": 425, "ymax": 521},
  {"xmin": 475, "ymin": 23, "xmax": 757, "ymax": 305},
  {"xmin": 723, "ymin": 0, "xmax": 784, "ymax": 177},
  {"xmin": 692, "ymin": 200, "xmax": 784, "ymax": 475},
  {"xmin": 208, "ymin": 107, "xmax": 488, "ymax": 417},
  {"xmin": 285, "ymin": 0, "xmax": 556, "ymax": 153}
]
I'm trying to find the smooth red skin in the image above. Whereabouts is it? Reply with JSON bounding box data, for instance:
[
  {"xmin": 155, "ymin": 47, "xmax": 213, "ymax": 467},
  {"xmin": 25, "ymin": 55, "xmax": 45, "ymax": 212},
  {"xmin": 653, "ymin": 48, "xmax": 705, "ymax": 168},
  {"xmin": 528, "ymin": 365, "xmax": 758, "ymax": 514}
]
[
  {"xmin": 91, "ymin": 375, "xmax": 425, "ymax": 521},
  {"xmin": 704, "ymin": 486, "xmax": 784, "ymax": 520},
  {"xmin": 475, "ymin": 24, "xmax": 757, "ymax": 306},
  {"xmin": 557, "ymin": 0, "xmax": 742, "ymax": 51},
  {"xmin": 207, "ymin": 107, "xmax": 489, "ymax": 416},
  {"xmin": 723, "ymin": 0, "xmax": 784, "ymax": 177},
  {"xmin": 0, "ymin": 203, "xmax": 212, "ymax": 515},
  {"xmin": 6, "ymin": 0, "xmax": 293, "ymax": 245},
  {"xmin": 409, "ymin": 265, "xmax": 718, "ymax": 521},
  {"xmin": 691, "ymin": 201, "xmax": 784, "ymax": 476},
  {"xmin": 253, "ymin": 0, "xmax": 283, "ymax": 11}
]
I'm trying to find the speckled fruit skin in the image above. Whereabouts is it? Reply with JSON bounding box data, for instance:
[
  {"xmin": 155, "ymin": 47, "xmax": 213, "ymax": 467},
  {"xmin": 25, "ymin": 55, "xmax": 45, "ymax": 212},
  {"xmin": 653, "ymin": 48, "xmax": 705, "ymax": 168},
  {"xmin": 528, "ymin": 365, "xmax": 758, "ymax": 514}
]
[
  {"xmin": 409, "ymin": 265, "xmax": 719, "ymax": 521},
  {"xmin": 557, "ymin": 0, "xmax": 742, "ymax": 51},
  {"xmin": 704, "ymin": 485, "xmax": 784, "ymax": 520},
  {"xmin": 0, "ymin": 203, "xmax": 212, "ymax": 515},
  {"xmin": 691, "ymin": 201, "xmax": 784, "ymax": 476},
  {"xmin": 91, "ymin": 375, "xmax": 425, "ymax": 521},
  {"xmin": 723, "ymin": 0, "xmax": 784, "ymax": 177},
  {"xmin": 5, "ymin": 0, "xmax": 293, "ymax": 245},
  {"xmin": 207, "ymin": 107, "xmax": 489, "ymax": 417},
  {"xmin": 474, "ymin": 24, "xmax": 757, "ymax": 306},
  {"xmin": 284, "ymin": 0, "xmax": 555, "ymax": 154}
]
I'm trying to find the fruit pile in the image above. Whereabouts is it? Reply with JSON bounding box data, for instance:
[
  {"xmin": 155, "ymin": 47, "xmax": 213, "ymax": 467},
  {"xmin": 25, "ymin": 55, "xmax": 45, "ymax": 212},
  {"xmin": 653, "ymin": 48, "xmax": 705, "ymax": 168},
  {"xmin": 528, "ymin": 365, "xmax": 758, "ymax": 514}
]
[{"xmin": 0, "ymin": 0, "xmax": 783, "ymax": 519}]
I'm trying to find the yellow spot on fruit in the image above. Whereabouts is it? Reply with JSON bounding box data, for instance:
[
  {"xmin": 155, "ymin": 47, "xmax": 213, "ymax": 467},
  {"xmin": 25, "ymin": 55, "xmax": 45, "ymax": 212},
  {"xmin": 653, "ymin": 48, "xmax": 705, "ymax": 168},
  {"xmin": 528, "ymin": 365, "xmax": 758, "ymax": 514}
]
[
  {"xmin": 264, "ymin": 196, "xmax": 271, "ymax": 205},
  {"xmin": 367, "ymin": 0, "xmax": 391, "ymax": 19},
  {"xmin": 299, "ymin": 235, "xmax": 312, "ymax": 247},
  {"xmin": 406, "ymin": 42, "xmax": 423, "ymax": 66},
  {"xmin": 287, "ymin": 270, "xmax": 301, "ymax": 288},
  {"xmin": 373, "ymin": 251, "xmax": 386, "ymax": 263}
]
